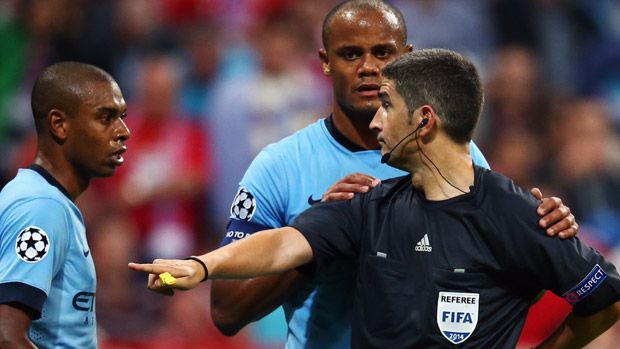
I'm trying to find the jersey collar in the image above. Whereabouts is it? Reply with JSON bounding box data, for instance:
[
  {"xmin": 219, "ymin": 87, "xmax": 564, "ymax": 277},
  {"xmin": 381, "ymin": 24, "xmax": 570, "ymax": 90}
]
[
  {"xmin": 325, "ymin": 115, "xmax": 376, "ymax": 153},
  {"xmin": 28, "ymin": 164, "xmax": 72, "ymax": 201}
]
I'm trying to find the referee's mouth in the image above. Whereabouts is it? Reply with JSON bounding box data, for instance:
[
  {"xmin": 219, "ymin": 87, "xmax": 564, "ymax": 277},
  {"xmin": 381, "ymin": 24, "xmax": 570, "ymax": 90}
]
[{"xmin": 377, "ymin": 139, "xmax": 387, "ymax": 151}]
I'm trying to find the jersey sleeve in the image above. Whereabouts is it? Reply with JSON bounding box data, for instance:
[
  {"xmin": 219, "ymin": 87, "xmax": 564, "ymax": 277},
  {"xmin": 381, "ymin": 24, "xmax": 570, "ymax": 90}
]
[
  {"xmin": 220, "ymin": 147, "xmax": 289, "ymax": 246},
  {"xmin": 289, "ymin": 195, "xmax": 364, "ymax": 273},
  {"xmin": 469, "ymin": 141, "xmax": 490, "ymax": 170},
  {"xmin": 484, "ymin": 177, "xmax": 620, "ymax": 316},
  {"xmin": 0, "ymin": 198, "xmax": 70, "ymax": 318}
]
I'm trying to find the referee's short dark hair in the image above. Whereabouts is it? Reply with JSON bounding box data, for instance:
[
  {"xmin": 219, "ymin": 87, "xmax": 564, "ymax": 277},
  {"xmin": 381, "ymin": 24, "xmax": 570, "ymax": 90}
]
[{"xmin": 382, "ymin": 49, "xmax": 483, "ymax": 144}]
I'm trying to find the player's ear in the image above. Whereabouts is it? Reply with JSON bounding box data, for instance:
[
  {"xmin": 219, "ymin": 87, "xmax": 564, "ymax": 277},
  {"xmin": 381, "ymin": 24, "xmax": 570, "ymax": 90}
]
[
  {"xmin": 405, "ymin": 44, "xmax": 413, "ymax": 53},
  {"xmin": 48, "ymin": 109, "xmax": 69, "ymax": 143},
  {"xmin": 319, "ymin": 49, "xmax": 331, "ymax": 76}
]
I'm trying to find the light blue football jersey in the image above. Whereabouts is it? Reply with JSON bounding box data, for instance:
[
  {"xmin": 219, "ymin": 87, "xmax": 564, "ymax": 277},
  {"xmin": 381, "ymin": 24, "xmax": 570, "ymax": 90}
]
[
  {"xmin": 0, "ymin": 167, "xmax": 97, "ymax": 349},
  {"xmin": 224, "ymin": 117, "xmax": 489, "ymax": 349}
]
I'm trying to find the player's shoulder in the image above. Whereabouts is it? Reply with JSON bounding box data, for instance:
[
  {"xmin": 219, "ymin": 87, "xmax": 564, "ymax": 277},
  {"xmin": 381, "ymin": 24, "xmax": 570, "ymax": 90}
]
[
  {"xmin": 248, "ymin": 118, "xmax": 327, "ymax": 168},
  {"xmin": 0, "ymin": 174, "xmax": 73, "ymax": 256},
  {"xmin": 240, "ymin": 118, "xmax": 326, "ymax": 192},
  {"xmin": 1, "ymin": 169, "xmax": 70, "ymax": 215},
  {"xmin": 262, "ymin": 118, "xmax": 327, "ymax": 154}
]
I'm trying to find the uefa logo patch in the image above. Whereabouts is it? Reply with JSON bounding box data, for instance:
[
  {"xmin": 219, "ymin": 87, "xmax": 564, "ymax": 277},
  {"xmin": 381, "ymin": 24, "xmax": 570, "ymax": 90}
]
[
  {"xmin": 437, "ymin": 291, "xmax": 479, "ymax": 344},
  {"xmin": 230, "ymin": 187, "xmax": 256, "ymax": 221},
  {"xmin": 15, "ymin": 226, "xmax": 50, "ymax": 263}
]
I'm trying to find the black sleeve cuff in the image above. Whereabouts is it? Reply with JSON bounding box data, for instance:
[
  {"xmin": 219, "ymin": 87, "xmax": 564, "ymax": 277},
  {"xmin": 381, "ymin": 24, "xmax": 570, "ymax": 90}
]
[
  {"xmin": 0, "ymin": 282, "xmax": 47, "ymax": 319},
  {"xmin": 288, "ymin": 222, "xmax": 321, "ymax": 278},
  {"xmin": 572, "ymin": 282, "xmax": 620, "ymax": 317}
]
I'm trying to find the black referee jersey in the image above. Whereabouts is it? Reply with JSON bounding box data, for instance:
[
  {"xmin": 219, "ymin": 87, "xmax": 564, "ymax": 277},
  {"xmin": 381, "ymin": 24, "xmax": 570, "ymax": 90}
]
[{"xmin": 290, "ymin": 165, "xmax": 620, "ymax": 348}]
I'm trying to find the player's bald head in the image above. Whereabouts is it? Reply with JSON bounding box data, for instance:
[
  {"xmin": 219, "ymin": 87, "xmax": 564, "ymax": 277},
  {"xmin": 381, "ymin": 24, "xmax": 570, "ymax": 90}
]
[
  {"xmin": 31, "ymin": 62, "xmax": 116, "ymax": 131},
  {"xmin": 322, "ymin": 0, "xmax": 407, "ymax": 50}
]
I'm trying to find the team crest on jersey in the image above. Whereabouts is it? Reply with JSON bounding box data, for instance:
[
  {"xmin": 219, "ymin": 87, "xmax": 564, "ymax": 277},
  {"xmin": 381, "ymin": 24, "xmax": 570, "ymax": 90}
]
[
  {"xmin": 15, "ymin": 226, "xmax": 50, "ymax": 263},
  {"xmin": 230, "ymin": 187, "xmax": 256, "ymax": 221},
  {"xmin": 437, "ymin": 291, "xmax": 479, "ymax": 344}
]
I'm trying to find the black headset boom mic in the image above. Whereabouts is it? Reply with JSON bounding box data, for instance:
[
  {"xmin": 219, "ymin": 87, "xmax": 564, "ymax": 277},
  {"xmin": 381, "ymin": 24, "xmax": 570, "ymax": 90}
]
[{"xmin": 380, "ymin": 118, "xmax": 429, "ymax": 164}]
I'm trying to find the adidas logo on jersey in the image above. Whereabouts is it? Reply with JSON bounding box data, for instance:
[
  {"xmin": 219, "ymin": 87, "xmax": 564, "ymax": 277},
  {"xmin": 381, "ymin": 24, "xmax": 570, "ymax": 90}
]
[{"xmin": 415, "ymin": 234, "xmax": 432, "ymax": 252}]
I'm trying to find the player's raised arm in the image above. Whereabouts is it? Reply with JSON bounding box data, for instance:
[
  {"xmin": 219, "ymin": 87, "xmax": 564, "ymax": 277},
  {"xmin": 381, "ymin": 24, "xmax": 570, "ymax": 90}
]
[{"xmin": 128, "ymin": 226, "xmax": 314, "ymax": 293}]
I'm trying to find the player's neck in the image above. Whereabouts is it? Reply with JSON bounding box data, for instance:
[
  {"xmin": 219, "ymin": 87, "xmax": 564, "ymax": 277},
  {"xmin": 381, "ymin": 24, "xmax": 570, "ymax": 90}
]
[
  {"xmin": 33, "ymin": 152, "xmax": 88, "ymax": 201},
  {"xmin": 332, "ymin": 108, "xmax": 379, "ymax": 150},
  {"xmin": 410, "ymin": 140, "xmax": 473, "ymax": 201}
]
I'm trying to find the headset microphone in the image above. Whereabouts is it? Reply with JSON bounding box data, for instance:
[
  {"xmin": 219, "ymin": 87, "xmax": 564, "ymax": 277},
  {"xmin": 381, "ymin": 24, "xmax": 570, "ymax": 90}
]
[{"xmin": 380, "ymin": 117, "xmax": 429, "ymax": 164}]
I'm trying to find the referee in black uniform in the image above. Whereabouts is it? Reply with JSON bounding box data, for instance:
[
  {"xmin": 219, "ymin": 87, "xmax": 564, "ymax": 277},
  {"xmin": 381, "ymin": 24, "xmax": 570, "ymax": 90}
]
[{"xmin": 130, "ymin": 49, "xmax": 620, "ymax": 348}]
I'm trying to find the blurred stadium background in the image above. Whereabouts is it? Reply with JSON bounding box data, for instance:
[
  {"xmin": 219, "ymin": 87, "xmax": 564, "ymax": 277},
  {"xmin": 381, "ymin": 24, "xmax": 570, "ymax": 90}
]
[{"xmin": 2, "ymin": 0, "xmax": 620, "ymax": 348}]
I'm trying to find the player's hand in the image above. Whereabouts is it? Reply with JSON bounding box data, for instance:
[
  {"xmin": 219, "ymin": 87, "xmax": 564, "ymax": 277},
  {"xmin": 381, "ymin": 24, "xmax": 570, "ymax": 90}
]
[
  {"xmin": 128, "ymin": 258, "xmax": 206, "ymax": 295},
  {"xmin": 321, "ymin": 173, "xmax": 381, "ymax": 202},
  {"xmin": 531, "ymin": 187, "xmax": 578, "ymax": 239}
]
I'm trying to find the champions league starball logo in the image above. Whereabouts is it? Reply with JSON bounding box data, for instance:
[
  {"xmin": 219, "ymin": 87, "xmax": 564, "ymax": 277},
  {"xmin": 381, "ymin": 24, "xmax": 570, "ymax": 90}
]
[
  {"xmin": 15, "ymin": 226, "xmax": 50, "ymax": 263},
  {"xmin": 230, "ymin": 187, "xmax": 256, "ymax": 221}
]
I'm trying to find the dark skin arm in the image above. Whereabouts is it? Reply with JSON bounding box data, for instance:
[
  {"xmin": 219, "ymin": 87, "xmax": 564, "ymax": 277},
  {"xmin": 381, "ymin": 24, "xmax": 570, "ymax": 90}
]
[
  {"xmin": 536, "ymin": 301, "xmax": 620, "ymax": 348},
  {"xmin": 210, "ymin": 177, "xmax": 578, "ymax": 336},
  {"xmin": 0, "ymin": 304, "xmax": 36, "ymax": 349},
  {"xmin": 210, "ymin": 272, "xmax": 302, "ymax": 336}
]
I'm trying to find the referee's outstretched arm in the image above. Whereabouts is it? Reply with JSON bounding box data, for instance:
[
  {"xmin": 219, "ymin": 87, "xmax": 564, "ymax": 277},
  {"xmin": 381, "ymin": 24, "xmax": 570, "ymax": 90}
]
[
  {"xmin": 128, "ymin": 226, "xmax": 314, "ymax": 293},
  {"xmin": 535, "ymin": 300, "xmax": 620, "ymax": 348}
]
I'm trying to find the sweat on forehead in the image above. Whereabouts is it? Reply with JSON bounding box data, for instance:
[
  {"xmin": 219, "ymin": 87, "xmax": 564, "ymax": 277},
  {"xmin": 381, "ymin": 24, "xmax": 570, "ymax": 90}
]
[{"xmin": 322, "ymin": 0, "xmax": 407, "ymax": 49}]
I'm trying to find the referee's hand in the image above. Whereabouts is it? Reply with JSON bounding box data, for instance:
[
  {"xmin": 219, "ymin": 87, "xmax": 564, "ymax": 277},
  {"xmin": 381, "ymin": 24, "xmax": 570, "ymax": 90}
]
[{"xmin": 128, "ymin": 258, "xmax": 205, "ymax": 295}]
